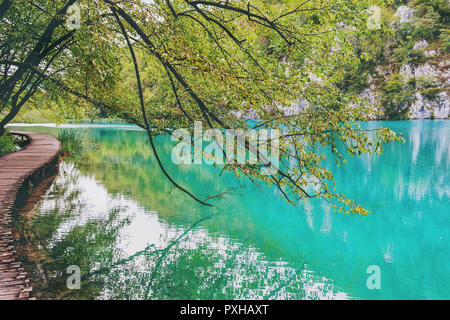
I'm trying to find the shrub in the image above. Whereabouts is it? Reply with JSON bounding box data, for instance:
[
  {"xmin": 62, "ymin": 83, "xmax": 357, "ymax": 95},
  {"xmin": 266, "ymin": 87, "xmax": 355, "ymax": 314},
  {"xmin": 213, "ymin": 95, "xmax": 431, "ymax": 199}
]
[
  {"xmin": 415, "ymin": 75, "xmax": 437, "ymax": 88},
  {"xmin": 398, "ymin": 23, "xmax": 415, "ymax": 40},
  {"xmin": 338, "ymin": 65, "xmax": 371, "ymax": 94},
  {"xmin": 414, "ymin": 0, "xmax": 450, "ymax": 17},
  {"xmin": 421, "ymin": 87, "xmax": 440, "ymax": 99},
  {"xmin": 412, "ymin": 19, "xmax": 440, "ymax": 40},
  {"xmin": 412, "ymin": 1, "xmax": 449, "ymax": 40},
  {"xmin": 381, "ymin": 73, "xmax": 415, "ymax": 119},
  {"xmin": 58, "ymin": 129, "xmax": 96, "ymax": 159},
  {"xmin": 0, "ymin": 133, "xmax": 17, "ymax": 157},
  {"xmin": 439, "ymin": 28, "xmax": 450, "ymax": 52},
  {"xmin": 392, "ymin": 41, "xmax": 426, "ymax": 66}
]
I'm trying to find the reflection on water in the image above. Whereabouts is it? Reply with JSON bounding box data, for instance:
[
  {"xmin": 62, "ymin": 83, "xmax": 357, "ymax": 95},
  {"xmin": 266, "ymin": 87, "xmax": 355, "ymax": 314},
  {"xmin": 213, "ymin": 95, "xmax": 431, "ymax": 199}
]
[
  {"xmin": 15, "ymin": 162, "xmax": 344, "ymax": 299},
  {"xmin": 10, "ymin": 120, "xmax": 450, "ymax": 299}
]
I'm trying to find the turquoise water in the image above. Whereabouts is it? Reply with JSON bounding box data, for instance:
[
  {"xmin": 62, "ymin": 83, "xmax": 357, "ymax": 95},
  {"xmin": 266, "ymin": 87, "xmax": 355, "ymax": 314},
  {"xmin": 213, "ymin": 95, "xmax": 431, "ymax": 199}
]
[{"xmin": 10, "ymin": 120, "xmax": 450, "ymax": 299}]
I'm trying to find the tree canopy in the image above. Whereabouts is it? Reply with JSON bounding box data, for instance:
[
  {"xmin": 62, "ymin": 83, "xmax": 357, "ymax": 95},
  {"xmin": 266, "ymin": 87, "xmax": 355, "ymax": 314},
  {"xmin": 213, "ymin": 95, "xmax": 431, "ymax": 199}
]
[{"xmin": 0, "ymin": 0, "xmax": 403, "ymax": 215}]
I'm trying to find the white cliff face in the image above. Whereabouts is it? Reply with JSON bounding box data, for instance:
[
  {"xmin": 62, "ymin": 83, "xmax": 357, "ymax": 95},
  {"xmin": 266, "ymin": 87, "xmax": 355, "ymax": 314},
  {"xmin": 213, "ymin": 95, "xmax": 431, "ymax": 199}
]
[
  {"xmin": 415, "ymin": 63, "xmax": 442, "ymax": 79},
  {"xmin": 400, "ymin": 61, "xmax": 447, "ymax": 81},
  {"xmin": 439, "ymin": 59, "xmax": 450, "ymax": 86},
  {"xmin": 389, "ymin": 55, "xmax": 449, "ymax": 119},
  {"xmin": 352, "ymin": 56, "xmax": 450, "ymax": 120},
  {"xmin": 434, "ymin": 92, "xmax": 450, "ymax": 119},
  {"xmin": 409, "ymin": 92, "xmax": 450, "ymax": 119},
  {"xmin": 394, "ymin": 6, "xmax": 415, "ymax": 24},
  {"xmin": 410, "ymin": 93, "xmax": 433, "ymax": 119},
  {"xmin": 281, "ymin": 99, "xmax": 309, "ymax": 117},
  {"xmin": 412, "ymin": 41, "xmax": 437, "ymax": 57},
  {"xmin": 412, "ymin": 60, "xmax": 449, "ymax": 119},
  {"xmin": 413, "ymin": 40, "xmax": 429, "ymax": 50},
  {"xmin": 355, "ymin": 86, "xmax": 384, "ymax": 120},
  {"xmin": 424, "ymin": 50, "xmax": 438, "ymax": 57},
  {"xmin": 400, "ymin": 63, "xmax": 414, "ymax": 79}
]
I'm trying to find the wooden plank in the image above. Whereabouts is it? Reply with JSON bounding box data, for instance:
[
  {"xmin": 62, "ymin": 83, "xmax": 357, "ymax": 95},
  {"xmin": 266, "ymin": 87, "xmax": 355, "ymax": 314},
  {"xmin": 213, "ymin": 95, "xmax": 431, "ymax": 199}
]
[{"xmin": 0, "ymin": 131, "xmax": 60, "ymax": 300}]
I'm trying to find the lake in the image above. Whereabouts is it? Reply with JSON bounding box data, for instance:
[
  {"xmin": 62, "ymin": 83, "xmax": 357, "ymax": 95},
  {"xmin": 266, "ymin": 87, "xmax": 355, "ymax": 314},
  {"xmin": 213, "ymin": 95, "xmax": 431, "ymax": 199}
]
[{"xmin": 8, "ymin": 120, "xmax": 450, "ymax": 299}]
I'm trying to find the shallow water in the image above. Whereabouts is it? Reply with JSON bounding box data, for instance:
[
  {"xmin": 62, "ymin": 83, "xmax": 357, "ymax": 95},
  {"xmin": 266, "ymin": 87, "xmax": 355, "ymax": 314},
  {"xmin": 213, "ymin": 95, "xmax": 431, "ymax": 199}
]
[{"xmin": 9, "ymin": 120, "xmax": 450, "ymax": 299}]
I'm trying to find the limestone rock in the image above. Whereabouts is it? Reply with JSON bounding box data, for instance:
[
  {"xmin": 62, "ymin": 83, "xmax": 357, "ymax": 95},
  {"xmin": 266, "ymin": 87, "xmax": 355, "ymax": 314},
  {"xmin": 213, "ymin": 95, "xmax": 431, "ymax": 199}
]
[
  {"xmin": 394, "ymin": 6, "xmax": 415, "ymax": 24},
  {"xmin": 413, "ymin": 40, "xmax": 429, "ymax": 50}
]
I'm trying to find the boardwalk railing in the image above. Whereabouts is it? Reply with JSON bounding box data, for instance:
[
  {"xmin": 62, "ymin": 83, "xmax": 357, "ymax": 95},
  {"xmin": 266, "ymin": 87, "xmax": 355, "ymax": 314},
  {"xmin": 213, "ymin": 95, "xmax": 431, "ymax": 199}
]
[{"xmin": 0, "ymin": 131, "xmax": 61, "ymax": 300}]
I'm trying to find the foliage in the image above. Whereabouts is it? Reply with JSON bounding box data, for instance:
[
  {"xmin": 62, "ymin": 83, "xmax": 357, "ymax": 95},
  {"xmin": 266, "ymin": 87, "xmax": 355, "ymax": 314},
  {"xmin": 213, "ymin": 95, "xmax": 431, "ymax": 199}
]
[
  {"xmin": 440, "ymin": 28, "xmax": 450, "ymax": 52},
  {"xmin": 415, "ymin": 75, "xmax": 438, "ymax": 89},
  {"xmin": 0, "ymin": 0, "xmax": 403, "ymax": 215},
  {"xmin": 412, "ymin": 6, "xmax": 440, "ymax": 39},
  {"xmin": 338, "ymin": 66, "xmax": 371, "ymax": 94},
  {"xmin": 392, "ymin": 42, "xmax": 426, "ymax": 65},
  {"xmin": 58, "ymin": 129, "xmax": 97, "ymax": 159},
  {"xmin": 414, "ymin": 0, "xmax": 450, "ymax": 17},
  {"xmin": 381, "ymin": 73, "xmax": 414, "ymax": 119},
  {"xmin": 421, "ymin": 87, "xmax": 440, "ymax": 100},
  {"xmin": 0, "ymin": 131, "xmax": 16, "ymax": 156},
  {"xmin": 412, "ymin": 0, "xmax": 449, "ymax": 40}
]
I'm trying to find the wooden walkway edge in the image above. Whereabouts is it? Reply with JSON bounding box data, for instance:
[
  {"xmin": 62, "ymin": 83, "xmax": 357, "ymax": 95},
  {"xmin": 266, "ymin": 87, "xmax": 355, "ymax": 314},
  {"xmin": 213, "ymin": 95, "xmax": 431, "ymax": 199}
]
[{"xmin": 0, "ymin": 131, "xmax": 61, "ymax": 300}]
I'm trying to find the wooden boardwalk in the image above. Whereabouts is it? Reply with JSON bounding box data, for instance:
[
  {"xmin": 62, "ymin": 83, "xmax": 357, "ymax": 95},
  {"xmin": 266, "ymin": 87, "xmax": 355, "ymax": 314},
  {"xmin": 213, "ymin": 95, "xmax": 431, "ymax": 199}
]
[{"xmin": 0, "ymin": 131, "xmax": 60, "ymax": 300}]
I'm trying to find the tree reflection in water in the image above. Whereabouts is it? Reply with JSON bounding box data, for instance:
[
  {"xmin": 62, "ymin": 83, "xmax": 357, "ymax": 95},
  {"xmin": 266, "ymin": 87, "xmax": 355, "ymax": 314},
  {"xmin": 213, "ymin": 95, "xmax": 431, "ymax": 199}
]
[{"xmin": 13, "ymin": 161, "xmax": 339, "ymax": 300}]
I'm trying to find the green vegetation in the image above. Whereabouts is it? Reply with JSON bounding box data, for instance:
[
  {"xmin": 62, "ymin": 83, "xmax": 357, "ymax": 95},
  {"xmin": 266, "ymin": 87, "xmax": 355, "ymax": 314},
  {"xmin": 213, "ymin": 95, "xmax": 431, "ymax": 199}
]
[
  {"xmin": 58, "ymin": 129, "xmax": 97, "ymax": 159},
  {"xmin": 0, "ymin": 132, "xmax": 16, "ymax": 156},
  {"xmin": 412, "ymin": 3, "xmax": 442, "ymax": 40},
  {"xmin": 439, "ymin": 28, "xmax": 450, "ymax": 52},
  {"xmin": 415, "ymin": 75, "xmax": 440, "ymax": 99},
  {"xmin": 0, "ymin": 0, "xmax": 410, "ymax": 215},
  {"xmin": 381, "ymin": 74, "xmax": 414, "ymax": 119},
  {"xmin": 421, "ymin": 87, "xmax": 441, "ymax": 99},
  {"xmin": 392, "ymin": 43, "xmax": 426, "ymax": 66},
  {"xmin": 14, "ymin": 104, "xmax": 66, "ymax": 124}
]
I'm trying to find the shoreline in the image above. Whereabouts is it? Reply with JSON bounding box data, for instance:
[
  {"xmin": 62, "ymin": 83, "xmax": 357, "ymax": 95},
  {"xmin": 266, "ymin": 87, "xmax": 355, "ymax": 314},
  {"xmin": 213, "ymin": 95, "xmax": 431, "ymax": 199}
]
[{"xmin": 6, "ymin": 118, "xmax": 450, "ymax": 130}]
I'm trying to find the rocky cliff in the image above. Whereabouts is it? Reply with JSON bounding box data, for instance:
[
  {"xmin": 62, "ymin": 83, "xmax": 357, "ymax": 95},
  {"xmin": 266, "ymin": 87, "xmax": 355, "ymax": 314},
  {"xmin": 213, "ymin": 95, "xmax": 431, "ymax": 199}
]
[{"xmin": 354, "ymin": 4, "xmax": 449, "ymax": 120}]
